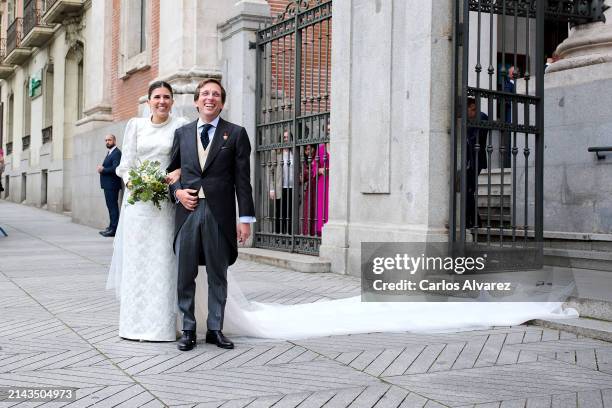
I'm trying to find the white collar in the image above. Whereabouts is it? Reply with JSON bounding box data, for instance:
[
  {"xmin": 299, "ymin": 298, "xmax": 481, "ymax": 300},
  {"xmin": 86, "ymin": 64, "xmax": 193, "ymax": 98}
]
[{"xmin": 197, "ymin": 116, "xmax": 220, "ymax": 129}]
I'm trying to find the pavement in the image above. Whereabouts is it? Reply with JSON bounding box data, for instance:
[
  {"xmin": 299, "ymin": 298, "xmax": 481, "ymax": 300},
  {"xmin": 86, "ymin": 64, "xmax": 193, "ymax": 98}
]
[{"xmin": 1, "ymin": 200, "xmax": 612, "ymax": 407}]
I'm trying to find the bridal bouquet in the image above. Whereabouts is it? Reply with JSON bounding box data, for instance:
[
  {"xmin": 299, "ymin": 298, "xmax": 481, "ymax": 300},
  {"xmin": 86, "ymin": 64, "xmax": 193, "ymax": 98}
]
[{"xmin": 126, "ymin": 160, "xmax": 168, "ymax": 209}]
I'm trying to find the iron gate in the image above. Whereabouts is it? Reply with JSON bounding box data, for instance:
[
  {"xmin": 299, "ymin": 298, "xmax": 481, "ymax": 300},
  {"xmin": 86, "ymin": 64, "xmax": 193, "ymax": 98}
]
[
  {"xmin": 450, "ymin": 0, "xmax": 607, "ymax": 253},
  {"xmin": 254, "ymin": 0, "xmax": 332, "ymax": 255}
]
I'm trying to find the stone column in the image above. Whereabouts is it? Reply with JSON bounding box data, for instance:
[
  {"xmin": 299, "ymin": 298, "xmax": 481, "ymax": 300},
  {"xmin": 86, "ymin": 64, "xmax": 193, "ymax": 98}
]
[
  {"xmin": 156, "ymin": 0, "xmax": 237, "ymax": 119},
  {"xmin": 217, "ymin": 0, "xmax": 271, "ymax": 247},
  {"xmin": 218, "ymin": 0, "xmax": 270, "ymax": 135},
  {"xmin": 318, "ymin": 0, "xmax": 352, "ymax": 274},
  {"xmin": 80, "ymin": 0, "xmax": 113, "ymax": 124},
  {"xmin": 547, "ymin": 2, "xmax": 612, "ymax": 73}
]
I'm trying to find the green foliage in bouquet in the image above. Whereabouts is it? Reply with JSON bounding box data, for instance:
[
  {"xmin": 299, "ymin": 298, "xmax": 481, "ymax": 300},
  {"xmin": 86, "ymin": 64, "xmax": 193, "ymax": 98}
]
[{"xmin": 127, "ymin": 160, "xmax": 168, "ymax": 210}]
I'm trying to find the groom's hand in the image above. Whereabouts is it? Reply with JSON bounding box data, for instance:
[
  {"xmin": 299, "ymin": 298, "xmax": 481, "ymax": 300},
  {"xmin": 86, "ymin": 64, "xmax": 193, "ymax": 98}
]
[
  {"xmin": 176, "ymin": 189, "xmax": 198, "ymax": 211},
  {"xmin": 237, "ymin": 223, "xmax": 251, "ymax": 244}
]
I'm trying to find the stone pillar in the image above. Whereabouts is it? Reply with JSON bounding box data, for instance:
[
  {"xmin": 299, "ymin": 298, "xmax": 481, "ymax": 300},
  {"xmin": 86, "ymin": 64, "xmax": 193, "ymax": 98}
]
[
  {"xmin": 80, "ymin": 0, "xmax": 113, "ymax": 124},
  {"xmin": 318, "ymin": 0, "xmax": 352, "ymax": 274},
  {"xmin": 217, "ymin": 0, "xmax": 270, "ymax": 247},
  {"xmin": 156, "ymin": 0, "xmax": 237, "ymax": 119},
  {"xmin": 319, "ymin": 1, "xmax": 452, "ymax": 276},
  {"xmin": 218, "ymin": 0, "xmax": 270, "ymax": 136},
  {"xmin": 540, "ymin": 1, "xmax": 612, "ymax": 234},
  {"xmin": 547, "ymin": 2, "xmax": 612, "ymax": 73}
]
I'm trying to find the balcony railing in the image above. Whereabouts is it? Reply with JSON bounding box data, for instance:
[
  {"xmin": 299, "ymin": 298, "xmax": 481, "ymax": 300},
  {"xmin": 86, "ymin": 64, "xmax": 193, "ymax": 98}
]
[
  {"xmin": 23, "ymin": 0, "xmax": 47, "ymax": 38},
  {"xmin": 22, "ymin": 135, "xmax": 31, "ymax": 150},
  {"xmin": 43, "ymin": 0, "xmax": 84, "ymax": 24},
  {"xmin": 42, "ymin": 126, "xmax": 52, "ymax": 144},
  {"xmin": 6, "ymin": 142, "xmax": 13, "ymax": 155},
  {"xmin": 7, "ymin": 18, "xmax": 24, "ymax": 56},
  {"xmin": 45, "ymin": 0, "xmax": 60, "ymax": 10}
]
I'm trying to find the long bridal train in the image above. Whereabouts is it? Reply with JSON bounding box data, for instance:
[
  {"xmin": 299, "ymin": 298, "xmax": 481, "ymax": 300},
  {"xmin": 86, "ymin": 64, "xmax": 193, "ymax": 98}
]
[{"xmin": 194, "ymin": 272, "xmax": 578, "ymax": 341}]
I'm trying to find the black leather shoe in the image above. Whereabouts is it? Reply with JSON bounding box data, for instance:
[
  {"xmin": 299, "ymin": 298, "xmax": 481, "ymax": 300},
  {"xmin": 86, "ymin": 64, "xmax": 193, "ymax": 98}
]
[
  {"xmin": 177, "ymin": 331, "xmax": 197, "ymax": 351},
  {"xmin": 205, "ymin": 330, "xmax": 234, "ymax": 349},
  {"xmin": 101, "ymin": 230, "xmax": 116, "ymax": 237}
]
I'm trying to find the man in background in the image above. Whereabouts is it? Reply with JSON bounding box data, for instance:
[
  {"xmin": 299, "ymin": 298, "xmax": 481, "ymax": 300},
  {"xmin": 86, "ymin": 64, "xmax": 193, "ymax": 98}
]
[
  {"xmin": 466, "ymin": 97, "xmax": 489, "ymax": 229},
  {"xmin": 97, "ymin": 134, "xmax": 122, "ymax": 237}
]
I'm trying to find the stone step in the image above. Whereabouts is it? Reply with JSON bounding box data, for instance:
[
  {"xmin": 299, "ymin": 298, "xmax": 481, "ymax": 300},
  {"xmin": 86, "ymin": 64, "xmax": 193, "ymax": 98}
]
[
  {"xmin": 470, "ymin": 229, "xmax": 612, "ymax": 244},
  {"xmin": 531, "ymin": 317, "xmax": 612, "ymax": 342},
  {"xmin": 477, "ymin": 185, "xmax": 512, "ymax": 195},
  {"xmin": 544, "ymin": 248, "xmax": 612, "ymax": 272},
  {"xmin": 478, "ymin": 168, "xmax": 512, "ymax": 183},
  {"xmin": 477, "ymin": 195, "xmax": 511, "ymax": 207},
  {"xmin": 565, "ymin": 297, "xmax": 612, "ymax": 321},
  {"xmin": 238, "ymin": 247, "xmax": 331, "ymax": 273},
  {"xmin": 476, "ymin": 210, "xmax": 512, "ymax": 221}
]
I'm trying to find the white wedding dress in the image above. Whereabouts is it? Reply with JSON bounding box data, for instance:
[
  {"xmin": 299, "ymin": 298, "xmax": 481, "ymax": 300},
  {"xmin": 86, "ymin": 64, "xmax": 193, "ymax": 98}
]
[
  {"xmin": 107, "ymin": 115, "xmax": 188, "ymax": 341},
  {"xmin": 202, "ymin": 273, "xmax": 578, "ymax": 340},
  {"xmin": 107, "ymin": 115, "xmax": 577, "ymax": 342}
]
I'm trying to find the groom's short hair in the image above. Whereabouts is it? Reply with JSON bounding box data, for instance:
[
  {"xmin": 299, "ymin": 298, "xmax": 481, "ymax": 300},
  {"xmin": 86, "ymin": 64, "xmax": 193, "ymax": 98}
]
[{"xmin": 194, "ymin": 78, "xmax": 226, "ymax": 104}]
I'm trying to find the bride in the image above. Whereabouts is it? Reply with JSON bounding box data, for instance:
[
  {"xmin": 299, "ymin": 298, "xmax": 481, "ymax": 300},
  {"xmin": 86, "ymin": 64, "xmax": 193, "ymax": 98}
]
[
  {"xmin": 108, "ymin": 82, "xmax": 577, "ymax": 343},
  {"xmin": 107, "ymin": 81, "xmax": 187, "ymax": 341}
]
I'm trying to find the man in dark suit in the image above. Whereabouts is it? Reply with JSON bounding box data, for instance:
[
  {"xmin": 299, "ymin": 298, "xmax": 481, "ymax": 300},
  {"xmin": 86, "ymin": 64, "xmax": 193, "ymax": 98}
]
[
  {"xmin": 466, "ymin": 98, "xmax": 489, "ymax": 229},
  {"xmin": 97, "ymin": 134, "xmax": 122, "ymax": 237},
  {"xmin": 167, "ymin": 78, "xmax": 255, "ymax": 351}
]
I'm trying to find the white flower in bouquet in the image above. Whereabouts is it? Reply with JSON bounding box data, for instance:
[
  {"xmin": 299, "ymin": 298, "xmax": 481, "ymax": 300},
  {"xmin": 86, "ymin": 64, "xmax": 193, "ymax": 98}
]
[{"xmin": 126, "ymin": 160, "xmax": 168, "ymax": 210}]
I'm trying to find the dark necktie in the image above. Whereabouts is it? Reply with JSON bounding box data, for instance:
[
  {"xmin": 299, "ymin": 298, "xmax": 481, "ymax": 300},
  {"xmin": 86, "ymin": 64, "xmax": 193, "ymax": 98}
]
[{"xmin": 200, "ymin": 124, "xmax": 212, "ymax": 150}]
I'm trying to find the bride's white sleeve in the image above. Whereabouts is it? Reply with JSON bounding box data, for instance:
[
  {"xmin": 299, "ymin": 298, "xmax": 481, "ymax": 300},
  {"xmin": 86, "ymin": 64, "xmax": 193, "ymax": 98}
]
[{"xmin": 115, "ymin": 118, "xmax": 138, "ymax": 184}]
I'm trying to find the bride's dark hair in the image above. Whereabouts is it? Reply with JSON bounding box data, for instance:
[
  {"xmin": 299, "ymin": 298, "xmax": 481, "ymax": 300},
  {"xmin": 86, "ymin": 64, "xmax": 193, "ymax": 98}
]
[{"xmin": 148, "ymin": 81, "xmax": 173, "ymax": 99}]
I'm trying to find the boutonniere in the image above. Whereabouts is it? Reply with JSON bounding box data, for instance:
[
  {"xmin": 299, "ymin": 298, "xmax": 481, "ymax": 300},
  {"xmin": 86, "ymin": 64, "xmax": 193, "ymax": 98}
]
[{"xmin": 223, "ymin": 132, "xmax": 229, "ymax": 141}]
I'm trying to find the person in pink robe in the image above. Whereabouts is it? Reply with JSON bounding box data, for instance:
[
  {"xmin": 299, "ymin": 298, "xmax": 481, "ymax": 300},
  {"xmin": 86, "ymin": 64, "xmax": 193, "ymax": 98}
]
[{"xmin": 315, "ymin": 143, "xmax": 329, "ymax": 236}]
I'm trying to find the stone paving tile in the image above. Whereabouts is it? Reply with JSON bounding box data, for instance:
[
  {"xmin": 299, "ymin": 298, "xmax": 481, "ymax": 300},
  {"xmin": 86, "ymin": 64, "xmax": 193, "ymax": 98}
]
[
  {"xmin": 384, "ymin": 360, "xmax": 612, "ymax": 406},
  {"xmin": 4, "ymin": 201, "xmax": 612, "ymax": 407}
]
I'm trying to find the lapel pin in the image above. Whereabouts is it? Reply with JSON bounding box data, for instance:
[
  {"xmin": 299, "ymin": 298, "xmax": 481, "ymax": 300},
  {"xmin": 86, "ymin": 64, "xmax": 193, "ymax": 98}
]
[{"xmin": 223, "ymin": 132, "xmax": 229, "ymax": 141}]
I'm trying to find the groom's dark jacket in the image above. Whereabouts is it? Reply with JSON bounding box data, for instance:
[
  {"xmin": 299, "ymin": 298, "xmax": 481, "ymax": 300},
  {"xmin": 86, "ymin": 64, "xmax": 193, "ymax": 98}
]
[{"xmin": 167, "ymin": 117, "xmax": 255, "ymax": 266}]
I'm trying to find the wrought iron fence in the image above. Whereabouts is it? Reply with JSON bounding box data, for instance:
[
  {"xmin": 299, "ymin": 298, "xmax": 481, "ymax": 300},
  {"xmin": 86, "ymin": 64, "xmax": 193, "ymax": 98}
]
[
  {"xmin": 7, "ymin": 18, "xmax": 24, "ymax": 55},
  {"xmin": 255, "ymin": 0, "xmax": 332, "ymax": 255},
  {"xmin": 44, "ymin": 0, "xmax": 60, "ymax": 11},
  {"xmin": 23, "ymin": 0, "xmax": 49, "ymax": 37},
  {"xmin": 0, "ymin": 39, "xmax": 6, "ymax": 59}
]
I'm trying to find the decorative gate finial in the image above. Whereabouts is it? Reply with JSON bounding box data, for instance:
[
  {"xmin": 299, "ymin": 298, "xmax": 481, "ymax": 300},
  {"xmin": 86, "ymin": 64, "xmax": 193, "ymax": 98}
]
[{"xmin": 275, "ymin": 0, "xmax": 324, "ymax": 22}]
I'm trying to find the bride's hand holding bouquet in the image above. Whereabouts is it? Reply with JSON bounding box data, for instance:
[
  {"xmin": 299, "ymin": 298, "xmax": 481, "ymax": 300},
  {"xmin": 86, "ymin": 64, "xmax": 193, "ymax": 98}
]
[{"xmin": 126, "ymin": 160, "xmax": 176, "ymax": 209}]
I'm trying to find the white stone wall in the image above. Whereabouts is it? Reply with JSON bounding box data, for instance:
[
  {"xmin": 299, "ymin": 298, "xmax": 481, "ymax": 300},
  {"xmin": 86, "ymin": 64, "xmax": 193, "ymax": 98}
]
[
  {"xmin": 540, "ymin": 63, "xmax": 612, "ymax": 234},
  {"xmin": 320, "ymin": 0, "xmax": 453, "ymax": 275}
]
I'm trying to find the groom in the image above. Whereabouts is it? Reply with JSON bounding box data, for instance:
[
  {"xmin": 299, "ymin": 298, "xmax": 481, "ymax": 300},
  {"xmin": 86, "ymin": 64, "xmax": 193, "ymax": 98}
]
[{"xmin": 168, "ymin": 78, "xmax": 255, "ymax": 351}]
